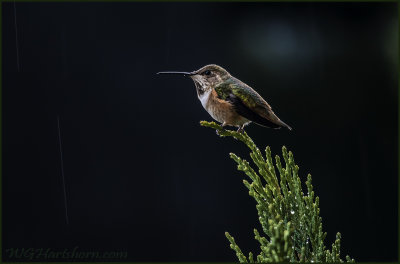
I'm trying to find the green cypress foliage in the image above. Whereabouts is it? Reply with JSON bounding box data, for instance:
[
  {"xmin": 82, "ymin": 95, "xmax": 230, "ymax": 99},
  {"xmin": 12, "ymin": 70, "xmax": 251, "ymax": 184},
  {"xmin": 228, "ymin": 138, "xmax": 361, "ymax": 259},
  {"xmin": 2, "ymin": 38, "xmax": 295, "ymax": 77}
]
[{"xmin": 200, "ymin": 121, "xmax": 354, "ymax": 263}]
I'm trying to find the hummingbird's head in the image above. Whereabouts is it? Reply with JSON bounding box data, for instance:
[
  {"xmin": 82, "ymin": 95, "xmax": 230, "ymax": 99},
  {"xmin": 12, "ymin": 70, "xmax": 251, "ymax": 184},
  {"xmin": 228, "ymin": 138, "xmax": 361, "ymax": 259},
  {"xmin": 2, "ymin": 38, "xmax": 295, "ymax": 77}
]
[
  {"xmin": 157, "ymin": 64, "xmax": 230, "ymax": 97},
  {"xmin": 189, "ymin": 64, "xmax": 231, "ymax": 97}
]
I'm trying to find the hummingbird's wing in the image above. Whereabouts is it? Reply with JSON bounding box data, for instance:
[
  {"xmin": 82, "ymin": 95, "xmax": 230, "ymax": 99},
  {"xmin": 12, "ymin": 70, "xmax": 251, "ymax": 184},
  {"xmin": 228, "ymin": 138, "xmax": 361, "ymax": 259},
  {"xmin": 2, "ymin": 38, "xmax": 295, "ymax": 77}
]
[{"xmin": 215, "ymin": 78, "xmax": 292, "ymax": 130}]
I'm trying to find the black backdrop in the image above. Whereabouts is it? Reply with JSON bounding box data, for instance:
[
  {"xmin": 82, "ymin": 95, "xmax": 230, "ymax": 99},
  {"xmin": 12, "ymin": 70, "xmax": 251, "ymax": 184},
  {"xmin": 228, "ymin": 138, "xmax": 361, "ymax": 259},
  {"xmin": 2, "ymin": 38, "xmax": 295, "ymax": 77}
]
[{"xmin": 2, "ymin": 2, "xmax": 398, "ymax": 262}]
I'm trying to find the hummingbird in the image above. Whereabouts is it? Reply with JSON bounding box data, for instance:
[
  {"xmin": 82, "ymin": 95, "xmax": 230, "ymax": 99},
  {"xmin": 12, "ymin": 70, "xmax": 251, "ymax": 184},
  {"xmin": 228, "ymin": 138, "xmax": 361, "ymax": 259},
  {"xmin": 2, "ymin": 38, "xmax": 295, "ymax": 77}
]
[{"xmin": 157, "ymin": 64, "xmax": 292, "ymax": 132}]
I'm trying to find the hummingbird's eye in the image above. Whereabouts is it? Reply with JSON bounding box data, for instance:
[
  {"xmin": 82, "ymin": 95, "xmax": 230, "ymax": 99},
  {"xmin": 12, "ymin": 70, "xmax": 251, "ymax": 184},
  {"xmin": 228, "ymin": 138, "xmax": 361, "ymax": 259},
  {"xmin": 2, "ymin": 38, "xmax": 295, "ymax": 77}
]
[{"xmin": 203, "ymin": 70, "xmax": 211, "ymax": 76}]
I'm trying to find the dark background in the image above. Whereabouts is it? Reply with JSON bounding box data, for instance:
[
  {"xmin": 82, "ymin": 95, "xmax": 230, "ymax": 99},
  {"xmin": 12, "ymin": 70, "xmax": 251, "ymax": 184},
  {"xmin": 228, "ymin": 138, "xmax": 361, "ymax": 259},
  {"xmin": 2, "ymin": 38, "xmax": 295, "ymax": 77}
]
[{"xmin": 2, "ymin": 2, "xmax": 398, "ymax": 262}]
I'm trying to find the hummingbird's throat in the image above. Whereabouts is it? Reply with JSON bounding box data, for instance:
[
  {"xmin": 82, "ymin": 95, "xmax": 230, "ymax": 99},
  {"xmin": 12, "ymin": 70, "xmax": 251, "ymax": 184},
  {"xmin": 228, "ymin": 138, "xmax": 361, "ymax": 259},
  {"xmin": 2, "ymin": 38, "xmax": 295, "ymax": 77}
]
[
  {"xmin": 194, "ymin": 81, "xmax": 205, "ymax": 96},
  {"xmin": 192, "ymin": 76, "xmax": 211, "ymax": 97}
]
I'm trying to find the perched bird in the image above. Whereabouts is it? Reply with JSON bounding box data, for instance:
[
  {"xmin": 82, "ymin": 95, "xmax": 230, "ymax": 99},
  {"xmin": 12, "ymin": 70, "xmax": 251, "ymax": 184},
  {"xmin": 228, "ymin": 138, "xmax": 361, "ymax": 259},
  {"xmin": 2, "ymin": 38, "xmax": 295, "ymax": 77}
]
[{"xmin": 157, "ymin": 64, "xmax": 292, "ymax": 132}]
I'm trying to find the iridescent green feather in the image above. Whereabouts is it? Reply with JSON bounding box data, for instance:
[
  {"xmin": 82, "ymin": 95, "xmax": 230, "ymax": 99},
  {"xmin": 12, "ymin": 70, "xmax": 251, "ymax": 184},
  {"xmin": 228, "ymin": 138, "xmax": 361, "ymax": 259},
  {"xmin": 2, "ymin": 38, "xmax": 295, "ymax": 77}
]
[{"xmin": 214, "ymin": 78, "xmax": 271, "ymax": 111}]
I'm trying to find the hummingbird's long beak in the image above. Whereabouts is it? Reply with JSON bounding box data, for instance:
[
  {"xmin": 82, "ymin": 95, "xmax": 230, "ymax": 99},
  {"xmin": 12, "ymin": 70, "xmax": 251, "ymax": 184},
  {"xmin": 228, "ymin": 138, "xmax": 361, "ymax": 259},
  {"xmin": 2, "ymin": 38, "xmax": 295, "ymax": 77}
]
[{"xmin": 156, "ymin": 71, "xmax": 194, "ymax": 76}]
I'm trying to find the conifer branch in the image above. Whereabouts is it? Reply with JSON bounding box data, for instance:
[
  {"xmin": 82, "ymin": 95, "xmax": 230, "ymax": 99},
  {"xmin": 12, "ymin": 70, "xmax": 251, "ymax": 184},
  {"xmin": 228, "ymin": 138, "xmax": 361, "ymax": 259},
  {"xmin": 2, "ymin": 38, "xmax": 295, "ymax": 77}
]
[{"xmin": 200, "ymin": 121, "xmax": 355, "ymax": 263}]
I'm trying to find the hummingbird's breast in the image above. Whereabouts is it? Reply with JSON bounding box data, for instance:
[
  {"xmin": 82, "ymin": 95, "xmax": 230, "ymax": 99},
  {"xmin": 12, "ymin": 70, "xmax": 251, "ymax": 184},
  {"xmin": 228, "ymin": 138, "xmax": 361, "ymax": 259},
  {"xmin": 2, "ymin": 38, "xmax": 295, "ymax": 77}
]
[{"xmin": 198, "ymin": 89, "xmax": 249, "ymax": 127}]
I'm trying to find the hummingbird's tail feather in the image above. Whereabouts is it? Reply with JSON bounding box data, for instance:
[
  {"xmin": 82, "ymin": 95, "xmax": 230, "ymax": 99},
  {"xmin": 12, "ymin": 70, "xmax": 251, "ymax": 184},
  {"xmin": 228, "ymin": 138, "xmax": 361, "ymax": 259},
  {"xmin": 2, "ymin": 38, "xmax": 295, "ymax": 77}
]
[
  {"xmin": 258, "ymin": 110, "xmax": 292, "ymax": 131},
  {"xmin": 255, "ymin": 117, "xmax": 292, "ymax": 131},
  {"xmin": 276, "ymin": 119, "xmax": 292, "ymax": 131}
]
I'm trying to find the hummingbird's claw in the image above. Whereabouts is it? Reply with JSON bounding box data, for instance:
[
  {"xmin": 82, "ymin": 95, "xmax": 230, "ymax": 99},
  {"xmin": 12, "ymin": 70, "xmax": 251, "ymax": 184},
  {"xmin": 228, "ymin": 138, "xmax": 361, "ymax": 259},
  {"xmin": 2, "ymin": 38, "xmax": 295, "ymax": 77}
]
[{"xmin": 236, "ymin": 126, "xmax": 245, "ymax": 134}]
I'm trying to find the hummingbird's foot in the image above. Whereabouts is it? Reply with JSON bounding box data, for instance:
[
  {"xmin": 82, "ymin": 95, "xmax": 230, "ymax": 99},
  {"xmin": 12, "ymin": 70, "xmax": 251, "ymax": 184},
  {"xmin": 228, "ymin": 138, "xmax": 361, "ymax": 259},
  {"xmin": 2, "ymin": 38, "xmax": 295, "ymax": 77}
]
[{"xmin": 236, "ymin": 125, "xmax": 245, "ymax": 134}]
